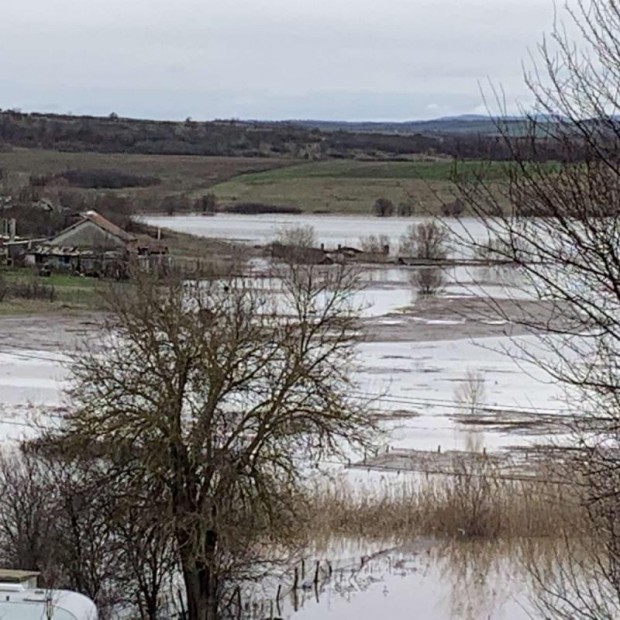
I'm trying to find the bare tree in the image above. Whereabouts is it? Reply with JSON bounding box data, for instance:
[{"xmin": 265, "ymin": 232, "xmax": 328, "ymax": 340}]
[
  {"xmin": 0, "ymin": 444, "xmax": 181, "ymax": 619},
  {"xmin": 454, "ymin": 0, "xmax": 620, "ymax": 614},
  {"xmin": 275, "ymin": 224, "xmax": 317, "ymax": 248},
  {"xmin": 0, "ymin": 450, "xmax": 57, "ymax": 573},
  {"xmin": 398, "ymin": 222, "xmax": 450, "ymax": 259},
  {"xmin": 359, "ymin": 234, "xmax": 390, "ymax": 254},
  {"xmin": 454, "ymin": 369, "xmax": 487, "ymax": 417},
  {"xmin": 453, "ymin": 369, "xmax": 487, "ymax": 453},
  {"xmin": 47, "ymin": 265, "xmax": 373, "ymax": 620}
]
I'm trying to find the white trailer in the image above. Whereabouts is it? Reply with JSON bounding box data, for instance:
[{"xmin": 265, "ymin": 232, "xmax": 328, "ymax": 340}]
[{"xmin": 0, "ymin": 571, "xmax": 98, "ymax": 619}]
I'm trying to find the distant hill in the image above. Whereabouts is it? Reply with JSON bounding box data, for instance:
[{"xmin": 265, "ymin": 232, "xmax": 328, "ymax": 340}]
[{"xmin": 288, "ymin": 115, "xmax": 532, "ymax": 136}]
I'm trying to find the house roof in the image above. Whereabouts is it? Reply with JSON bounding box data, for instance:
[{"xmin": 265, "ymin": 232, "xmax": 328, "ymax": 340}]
[
  {"xmin": 0, "ymin": 570, "xmax": 39, "ymax": 584},
  {"xmin": 82, "ymin": 211, "xmax": 135, "ymax": 242},
  {"xmin": 53, "ymin": 211, "xmax": 136, "ymax": 245},
  {"xmin": 135, "ymin": 234, "xmax": 168, "ymax": 254}
]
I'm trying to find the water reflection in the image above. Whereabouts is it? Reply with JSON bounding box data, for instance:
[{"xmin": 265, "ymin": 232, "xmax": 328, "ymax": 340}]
[{"xmin": 257, "ymin": 541, "xmax": 540, "ymax": 620}]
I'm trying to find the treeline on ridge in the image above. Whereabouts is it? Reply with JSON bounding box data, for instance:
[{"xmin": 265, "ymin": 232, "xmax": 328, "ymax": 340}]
[{"xmin": 0, "ymin": 110, "xmax": 569, "ymax": 161}]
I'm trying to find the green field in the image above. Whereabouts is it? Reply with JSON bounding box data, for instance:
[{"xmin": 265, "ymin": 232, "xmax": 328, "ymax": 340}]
[{"xmin": 208, "ymin": 159, "xmax": 509, "ymax": 214}]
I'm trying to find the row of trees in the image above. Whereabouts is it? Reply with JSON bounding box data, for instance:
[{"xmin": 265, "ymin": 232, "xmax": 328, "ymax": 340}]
[{"xmin": 372, "ymin": 197, "xmax": 466, "ymax": 218}]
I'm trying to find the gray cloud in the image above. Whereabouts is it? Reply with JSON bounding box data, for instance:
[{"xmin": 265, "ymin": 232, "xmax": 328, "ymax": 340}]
[{"xmin": 1, "ymin": 0, "xmax": 557, "ymax": 120}]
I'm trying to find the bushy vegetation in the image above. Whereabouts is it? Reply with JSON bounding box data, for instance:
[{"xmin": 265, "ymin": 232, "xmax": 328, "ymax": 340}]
[
  {"xmin": 306, "ymin": 456, "xmax": 581, "ymax": 543},
  {"xmin": 221, "ymin": 202, "xmax": 301, "ymax": 214}
]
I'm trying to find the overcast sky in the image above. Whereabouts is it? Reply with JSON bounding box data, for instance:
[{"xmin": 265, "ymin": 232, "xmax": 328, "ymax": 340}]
[{"xmin": 1, "ymin": 0, "xmax": 559, "ymax": 121}]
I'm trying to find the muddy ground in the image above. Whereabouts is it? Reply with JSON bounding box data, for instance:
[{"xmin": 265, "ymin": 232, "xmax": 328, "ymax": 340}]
[
  {"xmin": 0, "ymin": 313, "xmax": 101, "ymax": 351},
  {"xmin": 362, "ymin": 296, "xmax": 559, "ymax": 343},
  {"xmin": 0, "ymin": 295, "xmax": 555, "ymax": 349}
]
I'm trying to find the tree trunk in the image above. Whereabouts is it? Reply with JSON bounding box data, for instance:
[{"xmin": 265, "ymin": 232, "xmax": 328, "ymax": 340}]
[{"xmin": 178, "ymin": 529, "xmax": 218, "ymax": 620}]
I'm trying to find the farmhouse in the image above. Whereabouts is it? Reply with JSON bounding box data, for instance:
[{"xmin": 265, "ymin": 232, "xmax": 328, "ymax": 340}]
[{"xmin": 25, "ymin": 211, "xmax": 168, "ymax": 276}]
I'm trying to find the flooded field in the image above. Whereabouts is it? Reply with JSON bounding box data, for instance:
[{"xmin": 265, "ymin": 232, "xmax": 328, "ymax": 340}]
[
  {"xmin": 0, "ymin": 255, "xmax": 571, "ymax": 619},
  {"xmin": 0, "ymin": 264, "xmax": 567, "ymax": 460}
]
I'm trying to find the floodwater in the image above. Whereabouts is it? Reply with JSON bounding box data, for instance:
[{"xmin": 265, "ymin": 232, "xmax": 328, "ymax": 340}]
[
  {"xmin": 254, "ymin": 541, "xmax": 540, "ymax": 620},
  {"xmin": 143, "ymin": 213, "xmax": 490, "ymax": 250},
  {"xmin": 0, "ymin": 347, "xmax": 69, "ymax": 443}
]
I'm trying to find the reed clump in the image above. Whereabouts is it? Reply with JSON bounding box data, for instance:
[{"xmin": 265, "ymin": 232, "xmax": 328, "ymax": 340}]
[{"xmin": 305, "ymin": 457, "xmax": 584, "ymax": 544}]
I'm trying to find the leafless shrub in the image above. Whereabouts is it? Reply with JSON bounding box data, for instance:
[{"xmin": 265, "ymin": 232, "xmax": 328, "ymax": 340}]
[
  {"xmin": 454, "ymin": 369, "xmax": 487, "ymax": 416},
  {"xmin": 410, "ymin": 266, "xmax": 445, "ymax": 296},
  {"xmin": 454, "ymin": 369, "xmax": 487, "ymax": 453}
]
